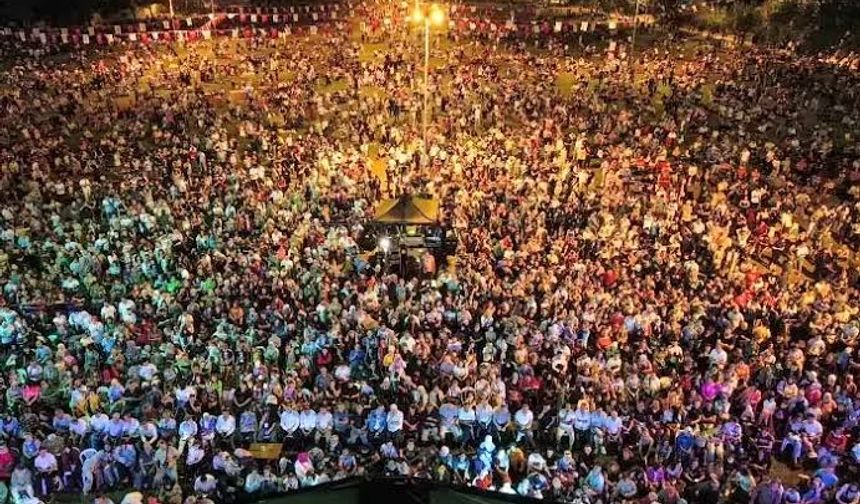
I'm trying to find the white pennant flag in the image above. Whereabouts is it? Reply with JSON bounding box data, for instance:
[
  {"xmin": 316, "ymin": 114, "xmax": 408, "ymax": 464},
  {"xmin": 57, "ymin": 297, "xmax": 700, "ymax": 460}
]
[
  {"xmin": 273, "ymin": 15, "xmax": 279, "ymax": 22},
  {"xmin": 312, "ymin": 13, "xmax": 318, "ymax": 20},
  {"xmin": 163, "ymin": 20, "xmax": 171, "ymax": 29},
  {"xmin": 284, "ymin": 25, "xmax": 291, "ymax": 35},
  {"xmin": 609, "ymin": 20, "xmax": 617, "ymax": 30},
  {"xmin": 554, "ymin": 21, "xmax": 562, "ymax": 33},
  {"xmin": 61, "ymin": 27, "xmax": 68, "ymax": 36},
  {"xmin": 580, "ymin": 21, "xmax": 588, "ymax": 32},
  {"xmin": 82, "ymin": 34, "xmax": 90, "ymax": 44},
  {"xmin": 293, "ymin": 14, "xmax": 299, "ymax": 22},
  {"xmin": 129, "ymin": 33, "xmax": 138, "ymax": 41},
  {"xmin": 61, "ymin": 33, "xmax": 68, "ymax": 43},
  {"xmin": 202, "ymin": 29, "xmax": 211, "ymax": 39},
  {"xmin": 17, "ymin": 31, "xmax": 25, "ymax": 41},
  {"xmin": 138, "ymin": 23, "xmax": 146, "ymax": 32},
  {"xmin": 608, "ymin": 41, "xmax": 617, "ymax": 52},
  {"xmin": 152, "ymin": 31, "xmax": 159, "ymax": 40},
  {"xmin": 232, "ymin": 29, "xmax": 239, "ymax": 38},
  {"xmin": 331, "ymin": 12, "xmax": 337, "ymax": 19},
  {"xmin": 114, "ymin": 25, "xmax": 122, "ymax": 34},
  {"xmin": 309, "ymin": 25, "xmax": 318, "ymax": 35},
  {"xmin": 251, "ymin": 14, "xmax": 257, "ymax": 23},
  {"xmin": 39, "ymin": 33, "xmax": 47, "ymax": 44},
  {"xmin": 228, "ymin": 13, "xmax": 236, "ymax": 19},
  {"xmin": 106, "ymin": 34, "xmax": 114, "ymax": 43},
  {"xmin": 88, "ymin": 26, "xmax": 95, "ymax": 36},
  {"xmin": 186, "ymin": 18, "xmax": 192, "ymax": 26}
]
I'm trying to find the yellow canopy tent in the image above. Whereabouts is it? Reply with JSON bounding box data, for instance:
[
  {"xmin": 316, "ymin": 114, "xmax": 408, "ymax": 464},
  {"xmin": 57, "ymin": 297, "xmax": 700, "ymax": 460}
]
[{"xmin": 373, "ymin": 196, "xmax": 440, "ymax": 225}]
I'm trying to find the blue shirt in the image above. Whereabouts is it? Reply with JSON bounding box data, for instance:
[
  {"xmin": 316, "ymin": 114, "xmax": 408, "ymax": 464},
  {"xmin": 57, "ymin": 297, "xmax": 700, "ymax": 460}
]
[
  {"xmin": 439, "ymin": 404, "xmax": 459, "ymax": 427},
  {"xmin": 814, "ymin": 469, "xmax": 838, "ymax": 488},
  {"xmin": 367, "ymin": 409, "xmax": 387, "ymax": 432},
  {"xmin": 114, "ymin": 444, "xmax": 136, "ymax": 467},
  {"xmin": 574, "ymin": 409, "xmax": 592, "ymax": 430},
  {"xmin": 240, "ymin": 411, "xmax": 257, "ymax": 433},
  {"xmin": 2, "ymin": 417, "xmax": 19, "ymax": 437},
  {"xmin": 107, "ymin": 419, "xmax": 125, "ymax": 438},
  {"xmin": 52, "ymin": 414, "xmax": 71, "ymax": 432}
]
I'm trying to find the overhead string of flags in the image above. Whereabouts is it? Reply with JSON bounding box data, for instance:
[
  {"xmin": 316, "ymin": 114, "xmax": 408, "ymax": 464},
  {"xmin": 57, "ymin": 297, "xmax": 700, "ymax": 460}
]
[{"xmin": 0, "ymin": 2, "xmax": 649, "ymax": 47}]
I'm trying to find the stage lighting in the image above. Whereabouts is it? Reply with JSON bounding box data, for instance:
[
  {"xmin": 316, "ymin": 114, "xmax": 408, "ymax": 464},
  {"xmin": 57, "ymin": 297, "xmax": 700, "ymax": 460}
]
[{"xmin": 379, "ymin": 236, "xmax": 392, "ymax": 253}]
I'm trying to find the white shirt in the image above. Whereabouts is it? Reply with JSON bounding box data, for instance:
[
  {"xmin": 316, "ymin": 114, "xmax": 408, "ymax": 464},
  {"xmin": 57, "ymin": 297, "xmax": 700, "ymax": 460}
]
[
  {"xmin": 91, "ymin": 413, "xmax": 109, "ymax": 432},
  {"xmin": 316, "ymin": 411, "xmax": 333, "ymax": 431},
  {"xmin": 803, "ymin": 419, "xmax": 823, "ymax": 437},
  {"xmin": 387, "ymin": 410, "xmax": 404, "ymax": 432},
  {"xmin": 34, "ymin": 452, "xmax": 58, "ymax": 472},
  {"xmin": 216, "ymin": 414, "xmax": 236, "ymax": 436},
  {"xmin": 514, "ymin": 408, "xmax": 533, "ymax": 429},
  {"xmin": 280, "ymin": 410, "xmax": 300, "ymax": 433},
  {"xmin": 299, "ymin": 410, "xmax": 317, "ymax": 432},
  {"xmin": 187, "ymin": 444, "xmax": 205, "ymax": 465}
]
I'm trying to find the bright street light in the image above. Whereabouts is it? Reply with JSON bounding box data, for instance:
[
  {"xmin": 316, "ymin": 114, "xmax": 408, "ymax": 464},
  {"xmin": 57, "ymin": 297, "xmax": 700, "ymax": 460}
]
[{"xmin": 429, "ymin": 5, "xmax": 445, "ymax": 26}]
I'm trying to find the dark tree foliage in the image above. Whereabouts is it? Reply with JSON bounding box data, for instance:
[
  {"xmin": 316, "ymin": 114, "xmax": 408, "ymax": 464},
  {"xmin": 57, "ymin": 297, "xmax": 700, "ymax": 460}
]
[{"xmin": 0, "ymin": 0, "xmax": 135, "ymax": 24}]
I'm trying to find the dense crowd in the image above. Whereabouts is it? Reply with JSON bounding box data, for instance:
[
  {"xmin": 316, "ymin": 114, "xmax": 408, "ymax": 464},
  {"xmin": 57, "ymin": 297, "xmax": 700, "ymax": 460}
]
[{"xmin": 1, "ymin": 1, "xmax": 860, "ymax": 504}]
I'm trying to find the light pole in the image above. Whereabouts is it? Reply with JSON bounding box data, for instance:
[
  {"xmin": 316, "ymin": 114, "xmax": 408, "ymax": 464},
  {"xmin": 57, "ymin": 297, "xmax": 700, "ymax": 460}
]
[
  {"xmin": 410, "ymin": 4, "xmax": 446, "ymax": 158},
  {"xmin": 629, "ymin": 0, "xmax": 642, "ymax": 70}
]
